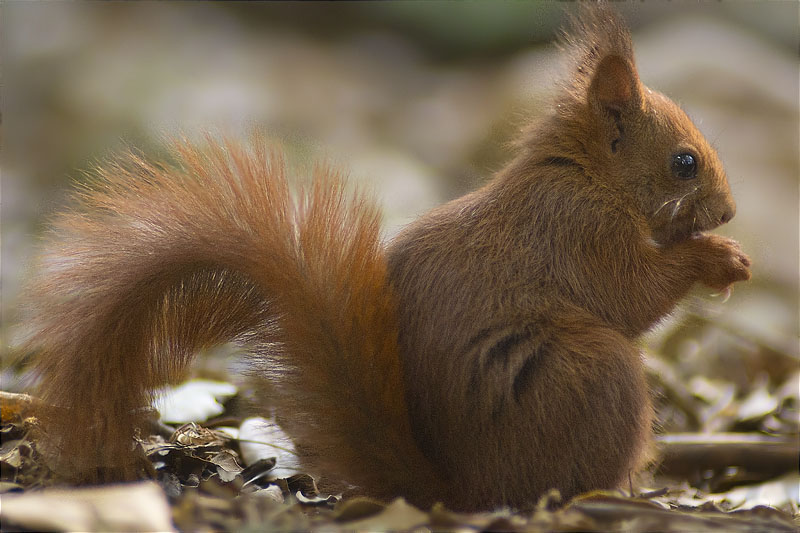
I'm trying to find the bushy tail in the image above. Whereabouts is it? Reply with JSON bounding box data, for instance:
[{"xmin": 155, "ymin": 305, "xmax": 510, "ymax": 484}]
[{"xmin": 23, "ymin": 137, "xmax": 444, "ymax": 503}]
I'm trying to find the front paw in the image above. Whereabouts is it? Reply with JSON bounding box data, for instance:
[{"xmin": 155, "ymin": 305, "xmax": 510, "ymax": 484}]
[{"xmin": 693, "ymin": 234, "xmax": 752, "ymax": 291}]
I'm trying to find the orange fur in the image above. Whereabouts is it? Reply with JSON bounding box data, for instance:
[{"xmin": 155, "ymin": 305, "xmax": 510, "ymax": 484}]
[
  {"xmin": 22, "ymin": 4, "xmax": 750, "ymax": 511},
  {"xmin": 25, "ymin": 139, "xmax": 443, "ymax": 501}
]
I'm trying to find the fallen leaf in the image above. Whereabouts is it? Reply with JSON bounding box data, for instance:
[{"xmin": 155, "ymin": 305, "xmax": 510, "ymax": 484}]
[
  {"xmin": 238, "ymin": 416, "xmax": 300, "ymax": 479},
  {"xmin": 154, "ymin": 379, "xmax": 237, "ymax": 424},
  {"xmin": 341, "ymin": 498, "xmax": 428, "ymax": 531},
  {"xmin": 250, "ymin": 484, "xmax": 284, "ymax": 504},
  {"xmin": 0, "ymin": 482, "xmax": 174, "ymax": 532},
  {"xmin": 333, "ymin": 496, "xmax": 386, "ymax": 522}
]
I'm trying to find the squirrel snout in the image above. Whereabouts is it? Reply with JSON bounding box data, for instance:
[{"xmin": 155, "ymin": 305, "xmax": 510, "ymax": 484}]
[{"xmin": 719, "ymin": 204, "xmax": 735, "ymax": 225}]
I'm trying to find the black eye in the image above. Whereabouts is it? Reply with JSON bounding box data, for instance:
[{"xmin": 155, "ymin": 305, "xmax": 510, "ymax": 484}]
[{"xmin": 671, "ymin": 153, "xmax": 697, "ymax": 180}]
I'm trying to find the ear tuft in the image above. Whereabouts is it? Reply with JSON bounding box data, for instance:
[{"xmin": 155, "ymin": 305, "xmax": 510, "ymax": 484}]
[
  {"xmin": 588, "ymin": 55, "xmax": 641, "ymax": 113},
  {"xmin": 556, "ymin": 3, "xmax": 642, "ymax": 112}
]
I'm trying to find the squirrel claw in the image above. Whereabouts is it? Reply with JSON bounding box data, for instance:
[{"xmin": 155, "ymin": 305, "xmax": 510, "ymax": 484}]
[{"xmin": 711, "ymin": 285, "xmax": 733, "ymax": 303}]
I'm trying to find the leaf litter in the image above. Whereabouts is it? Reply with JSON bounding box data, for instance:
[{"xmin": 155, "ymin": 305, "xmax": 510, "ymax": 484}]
[{"xmin": 1, "ymin": 312, "xmax": 798, "ymax": 532}]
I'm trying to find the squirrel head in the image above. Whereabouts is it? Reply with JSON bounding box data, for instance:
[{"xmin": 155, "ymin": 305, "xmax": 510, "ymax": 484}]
[{"xmin": 552, "ymin": 4, "xmax": 735, "ymax": 245}]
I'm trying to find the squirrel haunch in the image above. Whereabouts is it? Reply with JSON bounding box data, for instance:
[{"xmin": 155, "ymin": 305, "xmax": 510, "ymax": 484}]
[{"xmin": 21, "ymin": 4, "xmax": 750, "ymax": 511}]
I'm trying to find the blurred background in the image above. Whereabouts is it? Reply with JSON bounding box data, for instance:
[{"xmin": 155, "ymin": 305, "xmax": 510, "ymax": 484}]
[{"xmin": 2, "ymin": 2, "xmax": 798, "ymax": 397}]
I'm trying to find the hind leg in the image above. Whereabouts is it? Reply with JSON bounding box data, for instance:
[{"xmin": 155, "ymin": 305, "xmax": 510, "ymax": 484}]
[{"xmin": 448, "ymin": 311, "xmax": 653, "ymax": 510}]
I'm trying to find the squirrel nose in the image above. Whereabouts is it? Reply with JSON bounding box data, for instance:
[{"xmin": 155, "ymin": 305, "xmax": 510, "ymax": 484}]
[{"xmin": 720, "ymin": 205, "xmax": 735, "ymax": 224}]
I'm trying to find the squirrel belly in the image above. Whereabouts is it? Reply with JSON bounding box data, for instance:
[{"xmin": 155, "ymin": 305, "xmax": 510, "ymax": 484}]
[{"xmin": 21, "ymin": 4, "xmax": 751, "ymax": 512}]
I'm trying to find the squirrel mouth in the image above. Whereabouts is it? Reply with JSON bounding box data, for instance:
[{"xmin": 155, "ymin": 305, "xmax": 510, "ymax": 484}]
[
  {"xmin": 652, "ymin": 211, "xmax": 717, "ymax": 246},
  {"xmin": 651, "ymin": 194, "xmax": 733, "ymax": 246}
]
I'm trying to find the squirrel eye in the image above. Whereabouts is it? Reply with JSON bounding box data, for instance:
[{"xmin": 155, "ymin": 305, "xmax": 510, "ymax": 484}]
[{"xmin": 671, "ymin": 153, "xmax": 697, "ymax": 180}]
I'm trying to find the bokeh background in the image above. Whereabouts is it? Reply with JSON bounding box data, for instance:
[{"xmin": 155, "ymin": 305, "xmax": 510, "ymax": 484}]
[{"xmin": 2, "ymin": 2, "xmax": 798, "ymax": 389}]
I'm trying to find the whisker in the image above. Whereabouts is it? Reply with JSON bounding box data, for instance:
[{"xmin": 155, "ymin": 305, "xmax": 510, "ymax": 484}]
[
  {"xmin": 654, "ymin": 197, "xmax": 678, "ymax": 217},
  {"xmin": 702, "ymin": 204, "xmax": 712, "ymax": 226},
  {"xmin": 670, "ymin": 186, "xmax": 700, "ymax": 221}
]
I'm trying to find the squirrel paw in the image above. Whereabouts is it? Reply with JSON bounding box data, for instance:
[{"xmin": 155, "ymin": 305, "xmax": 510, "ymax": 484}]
[{"xmin": 693, "ymin": 234, "xmax": 752, "ymax": 292}]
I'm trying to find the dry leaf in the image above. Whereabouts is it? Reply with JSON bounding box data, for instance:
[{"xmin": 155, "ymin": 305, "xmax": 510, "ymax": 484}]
[
  {"xmin": 154, "ymin": 379, "xmax": 237, "ymax": 424},
  {"xmin": 342, "ymin": 498, "xmax": 428, "ymax": 531},
  {"xmin": 0, "ymin": 482, "xmax": 174, "ymax": 532}
]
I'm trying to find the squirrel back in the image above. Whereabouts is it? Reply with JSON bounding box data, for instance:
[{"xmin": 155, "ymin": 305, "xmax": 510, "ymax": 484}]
[{"xmin": 20, "ymin": 4, "xmax": 750, "ymax": 511}]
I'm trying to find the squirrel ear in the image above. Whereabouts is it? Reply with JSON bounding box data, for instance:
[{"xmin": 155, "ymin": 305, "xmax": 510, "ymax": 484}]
[{"xmin": 588, "ymin": 55, "xmax": 641, "ymax": 113}]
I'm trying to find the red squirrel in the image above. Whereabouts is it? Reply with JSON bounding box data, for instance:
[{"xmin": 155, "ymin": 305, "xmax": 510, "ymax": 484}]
[{"xmin": 21, "ymin": 4, "xmax": 750, "ymax": 511}]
